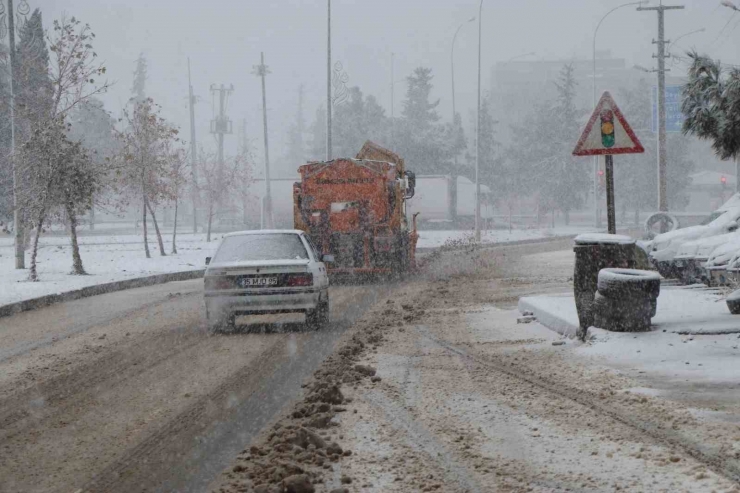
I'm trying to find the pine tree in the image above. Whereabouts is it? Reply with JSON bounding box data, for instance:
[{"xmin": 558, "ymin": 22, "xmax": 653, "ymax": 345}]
[
  {"xmin": 132, "ymin": 53, "xmax": 147, "ymax": 102},
  {"xmin": 507, "ymin": 64, "xmax": 588, "ymax": 224},
  {"xmin": 401, "ymin": 67, "xmax": 439, "ymax": 127},
  {"xmin": 395, "ymin": 67, "xmax": 453, "ymax": 174},
  {"xmin": 15, "ymin": 9, "xmax": 52, "ymax": 131},
  {"xmin": 285, "ymin": 85, "xmax": 306, "ymax": 167},
  {"xmin": 308, "ymin": 105, "xmax": 327, "ymax": 161},
  {"xmin": 0, "ymin": 44, "xmax": 12, "ymax": 221}
]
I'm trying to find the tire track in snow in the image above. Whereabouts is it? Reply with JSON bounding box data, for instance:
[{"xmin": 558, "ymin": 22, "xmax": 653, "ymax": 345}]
[
  {"xmin": 361, "ymin": 389, "xmax": 486, "ymax": 493},
  {"xmin": 415, "ymin": 324, "xmax": 740, "ymax": 486}
]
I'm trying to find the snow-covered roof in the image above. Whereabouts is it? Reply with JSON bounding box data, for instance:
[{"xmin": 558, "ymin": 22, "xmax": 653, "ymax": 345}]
[
  {"xmin": 689, "ymin": 170, "xmax": 736, "ymax": 188},
  {"xmin": 222, "ymin": 229, "xmax": 304, "ymax": 238},
  {"xmin": 574, "ymin": 233, "xmax": 635, "ymax": 245}
]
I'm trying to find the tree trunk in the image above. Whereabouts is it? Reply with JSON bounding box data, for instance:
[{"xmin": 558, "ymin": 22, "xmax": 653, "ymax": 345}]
[
  {"xmin": 207, "ymin": 195, "xmax": 214, "ymax": 242},
  {"xmin": 66, "ymin": 203, "xmax": 86, "ymax": 275},
  {"xmin": 146, "ymin": 199, "xmax": 166, "ymax": 256},
  {"xmin": 172, "ymin": 196, "xmax": 178, "ymax": 254},
  {"xmin": 90, "ymin": 203, "xmax": 95, "ymax": 231},
  {"xmin": 634, "ymin": 208, "xmax": 640, "ymax": 227},
  {"xmin": 28, "ymin": 211, "xmax": 46, "ymax": 282},
  {"xmin": 565, "ymin": 209, "xmax": 570, "ymax": 226},
  {"xmin": 143, "ymin": 194, "xmax": 151, "ymax": 258},
  {"xmin": 551, "ymin": 209, "xmax": 555, "ymax": 229}
]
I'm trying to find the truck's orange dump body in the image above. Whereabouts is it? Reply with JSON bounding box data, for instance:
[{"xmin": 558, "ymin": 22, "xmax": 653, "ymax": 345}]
[{"xmin": 294, "ymin": 141, "xmax": 418, "ymax": 276}]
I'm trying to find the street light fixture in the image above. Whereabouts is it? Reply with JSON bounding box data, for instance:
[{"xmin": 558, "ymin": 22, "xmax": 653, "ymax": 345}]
[
  {"xmin": 721, "ymin": 0, "xmax": 739, "ymax": 11},
  {"xmin": 592, "ymin": 0, "xmax": 647, "ymax": 229}
]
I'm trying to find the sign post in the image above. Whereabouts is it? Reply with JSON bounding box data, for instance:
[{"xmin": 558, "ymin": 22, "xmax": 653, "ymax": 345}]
[{"xmin": 573, "ymin": 91, "xmax": 645, "ymax": 234}]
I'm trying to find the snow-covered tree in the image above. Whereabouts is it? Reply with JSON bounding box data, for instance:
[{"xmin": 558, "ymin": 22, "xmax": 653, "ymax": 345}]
[
  {"xmin": 682, "ymin": 52, "xmax": 740, "ymax": 162},
  {"xmin": 132, "ymin": 53, "xmax": 147, "ymax": 103},
  {"xmin": 507, "ymin": 64, "xmax": 587, "ymax": 224},
  {"xmin": 395, "ymin": 67, "xmax": 455, "ymax": 175},
  {"xmin": 18, "ymin": 118, "xmax": 95, "ymax": 280},
  {"xmin": 308, "ymin": 105, "xmax": 327, "ymax": 161}
]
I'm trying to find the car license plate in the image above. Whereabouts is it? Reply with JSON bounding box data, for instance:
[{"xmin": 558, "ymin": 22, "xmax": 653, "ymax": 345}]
[{"xmin": 239, "ymin": 277, "xmax": 278, "ymax": 287}]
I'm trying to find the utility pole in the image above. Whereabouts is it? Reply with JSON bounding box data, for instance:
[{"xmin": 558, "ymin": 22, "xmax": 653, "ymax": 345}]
[
  {"xmin": 209, "ymin": 83, "xmax": 234, "ymax": 233},
  {"xmin": 7, "ymin": 0, "xmax": 23, "ymax": 269},
  {"xmin": 187, "ymin": 58, "xmax": 199, "ymax": 234},
  {"xmin": 638, "ymin": 2, "xmax": 684, "ymax": 215},
  {"xmin": 475, "ymin": 0, "xmax": 483, "ymax": 243},
  {"xmin": 390, "ymin": 52, "xmax": 394, "ymax": 149},
  {"xmin": 239, "ymin": 118, "xmax": 250, "ymax": 227},
  {"xmin": 326, "ymin": 0, "xmax": 332, "ymax": 161},
  {"xmin": 253, "ymin": 52, "xmax": 273, "ymax": 229}
]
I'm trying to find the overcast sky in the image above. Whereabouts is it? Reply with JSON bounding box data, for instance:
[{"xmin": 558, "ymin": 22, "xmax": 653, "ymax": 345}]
[{"xmin": 38, "ymin": 0, "xmax": 740, "ymax": 171}]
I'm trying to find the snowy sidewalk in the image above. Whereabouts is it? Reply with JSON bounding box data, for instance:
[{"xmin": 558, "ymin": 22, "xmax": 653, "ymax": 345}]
[
  {"xmin": 519, "ymin": 284, "xmax": 740, "ymax": 337},
  {"xmin": 517, "ymin": 249, "xmax": 740, "ymax": 415},
  {"xmin": 0, "ymin": 233, "xmax": 219, "ymax": 307}
]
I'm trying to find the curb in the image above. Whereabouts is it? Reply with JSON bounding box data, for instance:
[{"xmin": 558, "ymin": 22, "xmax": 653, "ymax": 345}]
[
  {"xmin": 0, "ymin": 269, "xmax": 205, "ymax": 319},
  {"xmin": 518, "ymin": 295, "xmax": 579, "ymax": 338}
]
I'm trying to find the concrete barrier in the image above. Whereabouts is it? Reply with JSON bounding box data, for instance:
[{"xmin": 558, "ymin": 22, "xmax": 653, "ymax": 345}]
[{"xmin": 0, "ymin": 269, "xmax": 205, "ymax": 319}]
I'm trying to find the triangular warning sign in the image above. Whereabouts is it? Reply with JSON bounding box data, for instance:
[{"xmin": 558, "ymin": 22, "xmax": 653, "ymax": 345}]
[{"xmin": 573, "ymin": 91, "xmax": 645, "ymax": 156}]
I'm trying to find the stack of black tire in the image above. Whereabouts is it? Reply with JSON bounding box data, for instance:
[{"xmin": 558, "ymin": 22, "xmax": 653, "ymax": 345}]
[{"xmin": 592, "ymin": 268, "xmax": 661, "ymax": 332}]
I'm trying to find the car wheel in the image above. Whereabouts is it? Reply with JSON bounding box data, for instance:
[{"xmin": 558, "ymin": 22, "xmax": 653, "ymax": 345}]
[
  {"xmin": 306, "ymin": 291, "xmax": 330, "ymax": 330},
  {"xmin": 206, "ymin": 310, "xmax": 230, "ymax": 334}
]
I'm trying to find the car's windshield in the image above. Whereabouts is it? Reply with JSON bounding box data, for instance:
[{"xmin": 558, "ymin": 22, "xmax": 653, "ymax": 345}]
[{"xmin": 212, "ymin": 234, "xmax": 309, "ymax": 262}]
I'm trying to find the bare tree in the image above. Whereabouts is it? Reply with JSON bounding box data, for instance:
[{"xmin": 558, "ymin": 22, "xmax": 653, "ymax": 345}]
[
  {"xmin": 167, "ymin": 145, "xmax": 188, "ymax": 254},
  {"xmin": 116, "ymin": 98, "xmax": 179, "ymax": 257},
  {"xmin": 199, "ymin": 149, "xmax": 250, "ymax": 242}
]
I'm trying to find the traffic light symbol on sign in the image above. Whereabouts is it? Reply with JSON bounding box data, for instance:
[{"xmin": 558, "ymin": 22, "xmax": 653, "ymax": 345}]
[{"xmin": 600, "ymin": 109, "xmax": 615, "ymax": 148}]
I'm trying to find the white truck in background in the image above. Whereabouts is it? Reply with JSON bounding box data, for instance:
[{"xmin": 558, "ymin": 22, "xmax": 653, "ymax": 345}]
[{"xmin": 405, "ymin": 175, "xmax": 492, "ymax": 226}]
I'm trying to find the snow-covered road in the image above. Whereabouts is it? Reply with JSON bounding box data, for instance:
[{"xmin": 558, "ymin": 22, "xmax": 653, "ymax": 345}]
[{"xmin": 214, "ymin": 239, "xmax": 740, "ymax": 492}]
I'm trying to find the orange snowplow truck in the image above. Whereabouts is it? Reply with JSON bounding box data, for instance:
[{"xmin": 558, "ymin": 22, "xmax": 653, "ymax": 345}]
[{"xmin": 293, "ymin": 141, "xmax": 418, "ymax": 277}]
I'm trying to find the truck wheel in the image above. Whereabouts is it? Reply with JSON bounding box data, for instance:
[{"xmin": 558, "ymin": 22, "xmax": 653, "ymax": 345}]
[{"xmin": 597, "ymin": 268, "xmax": 661, "ymax": 299}]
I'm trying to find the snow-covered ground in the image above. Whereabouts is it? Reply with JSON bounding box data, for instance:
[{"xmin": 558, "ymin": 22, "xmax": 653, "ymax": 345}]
[
  {"xmin": 415, "ymin": 226, "xmax": 598, "ymax": 249},
  {"xmin": 0, "ymin": 233, "xmax": 219, "ymax": 306},
  {"xmin": 518, "ymin": 249, "xmax": 740, "ymax": 416}
]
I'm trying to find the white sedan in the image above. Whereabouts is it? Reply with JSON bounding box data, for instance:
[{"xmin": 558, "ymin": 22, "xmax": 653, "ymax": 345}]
[{"xmin": 203, "ymin": 230, "xmax": 331, "ymax": 331}]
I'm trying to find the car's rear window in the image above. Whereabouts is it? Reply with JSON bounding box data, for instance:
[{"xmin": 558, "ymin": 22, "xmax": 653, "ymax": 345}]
[{"xmin": 213, "ymin": 234, "xmax": 309, "ymax": 262}]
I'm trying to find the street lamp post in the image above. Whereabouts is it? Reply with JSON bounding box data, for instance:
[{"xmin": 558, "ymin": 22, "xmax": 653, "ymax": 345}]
[
  {"xmin": 326, "ymin": 0, "xmax": 332, "ymax": 161},
  {"xmin": 475, "ymin": 0, "xmax": 483, "ymax": 243},
  {"xmin": 592, "ymin": 1, "xmax": 646, "ymax": 229},
  {"xmin": 451, "ymin": 16, "xmax": 475, "ymax": 226}
]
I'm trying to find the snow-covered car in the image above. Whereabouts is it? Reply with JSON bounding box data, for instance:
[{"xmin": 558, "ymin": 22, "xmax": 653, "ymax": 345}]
[
  {"xmin": 649, "ymin": 193, "xmax": 740, "ymax": 277},
  {"xmin": 672, "ymin": 232, "xmax": 738, "ymax": 284},
  {"xmin": 702, "ymin": 234, "xmax": 740, "ymax": 286},
  {"xmin": 203, "ymin": 230, "xmax": 332, "ymax": 331}
]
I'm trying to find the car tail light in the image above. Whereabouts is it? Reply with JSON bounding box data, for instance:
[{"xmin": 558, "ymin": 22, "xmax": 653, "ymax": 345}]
[
  {"xmin": 285, "ymin": 273, "xmax": 313, "ymax": 287},
  {"xmin": 205, "ymin": 276, "xmax": 235, "ymax": 290}
]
